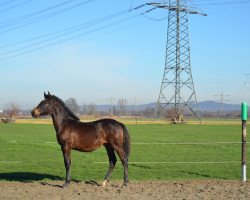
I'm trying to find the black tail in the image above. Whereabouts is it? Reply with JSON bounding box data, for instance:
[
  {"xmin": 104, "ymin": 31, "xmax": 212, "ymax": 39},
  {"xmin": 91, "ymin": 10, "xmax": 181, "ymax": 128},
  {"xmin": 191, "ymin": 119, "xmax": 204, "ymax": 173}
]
[{"xmin": 121, "ymin": 124, "xmax": 131, "ymax": 160}]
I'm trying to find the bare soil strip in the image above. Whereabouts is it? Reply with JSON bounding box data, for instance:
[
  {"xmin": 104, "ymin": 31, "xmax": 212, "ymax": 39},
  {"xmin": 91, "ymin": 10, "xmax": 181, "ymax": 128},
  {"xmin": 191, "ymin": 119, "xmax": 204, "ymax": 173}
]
[{"xmin": 0, "ymin": 180, "xmax": 249, "ymax": 200}]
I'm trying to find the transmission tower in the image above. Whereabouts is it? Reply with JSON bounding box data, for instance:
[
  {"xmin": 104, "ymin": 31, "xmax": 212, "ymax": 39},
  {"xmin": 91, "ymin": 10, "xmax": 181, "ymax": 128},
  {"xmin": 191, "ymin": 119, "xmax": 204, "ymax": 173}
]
[
  {"xmin": 147, "ymin": 1, "xmax": 206, "ymax": 120},
  {"xmin": 214, "ymin": 93, "xmax": 230, "ymax": 117}
]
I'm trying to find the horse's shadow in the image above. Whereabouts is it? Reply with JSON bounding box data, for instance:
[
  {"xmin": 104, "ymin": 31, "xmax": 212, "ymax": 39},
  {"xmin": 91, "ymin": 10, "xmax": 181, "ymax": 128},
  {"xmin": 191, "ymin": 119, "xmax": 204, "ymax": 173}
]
[
  {"xmin": 179, "ymin": 170, "xmax": 212, "ymax": 178},
  {"xmin": 0, "ymin": 172, "xmax": 66, "ymax": 188},
  {"xmin": 0, "ymin": 172, "xmax": 100, "ymax": 188},
  {"xmin": 0, "ymin": 172, "xmax": 63, "ymax": 182}
]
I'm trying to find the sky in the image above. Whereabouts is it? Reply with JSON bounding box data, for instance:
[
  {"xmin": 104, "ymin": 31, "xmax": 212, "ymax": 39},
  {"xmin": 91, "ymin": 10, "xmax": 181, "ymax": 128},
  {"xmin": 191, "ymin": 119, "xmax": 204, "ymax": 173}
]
[{"xmin": 0, "ymin": 0, "xmax": 250, "ymax": 109}]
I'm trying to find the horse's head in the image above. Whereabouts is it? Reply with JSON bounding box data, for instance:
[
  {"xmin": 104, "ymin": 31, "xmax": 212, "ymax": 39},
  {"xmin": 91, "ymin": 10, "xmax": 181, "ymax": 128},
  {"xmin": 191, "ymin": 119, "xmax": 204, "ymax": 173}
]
[{"xmin": 31, "ymin": 92, "xmax": 54, "ymax": 118}]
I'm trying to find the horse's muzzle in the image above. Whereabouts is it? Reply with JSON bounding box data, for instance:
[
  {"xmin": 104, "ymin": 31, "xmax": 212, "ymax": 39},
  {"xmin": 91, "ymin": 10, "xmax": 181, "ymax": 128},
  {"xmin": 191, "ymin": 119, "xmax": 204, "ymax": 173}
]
[{"xmin": 31, "ymin": 108, "xmax": 40, "ymax": 118}]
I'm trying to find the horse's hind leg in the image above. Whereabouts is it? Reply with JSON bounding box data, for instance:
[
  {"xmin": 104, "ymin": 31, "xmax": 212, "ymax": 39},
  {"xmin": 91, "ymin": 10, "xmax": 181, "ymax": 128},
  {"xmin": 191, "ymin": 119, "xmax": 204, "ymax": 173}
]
[
  {"xmin": 114, "ymin": 148, "xmax": 129, "ymax": 186},
  {"xmin": 102, "ymin": 144, "xmax": 117, "ymax": 187}
]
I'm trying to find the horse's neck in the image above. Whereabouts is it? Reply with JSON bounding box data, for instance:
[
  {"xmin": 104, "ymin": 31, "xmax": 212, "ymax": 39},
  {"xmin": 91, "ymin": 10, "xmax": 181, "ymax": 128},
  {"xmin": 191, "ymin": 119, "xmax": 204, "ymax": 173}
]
[
  {"xmin": 51, "ymin": 106, "xmax": 71, "ymax": 133},
  {"xmin": 51, "ymin": 113, "xmax": 63, "ymax": 133}
]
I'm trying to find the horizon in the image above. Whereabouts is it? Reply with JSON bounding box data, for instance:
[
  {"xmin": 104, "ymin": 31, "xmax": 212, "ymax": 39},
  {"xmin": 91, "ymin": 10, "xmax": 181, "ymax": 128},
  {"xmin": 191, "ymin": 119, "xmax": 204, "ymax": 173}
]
[{"xmin": 0, "ymin": 99, "xmax": 243, "ymax": 111}]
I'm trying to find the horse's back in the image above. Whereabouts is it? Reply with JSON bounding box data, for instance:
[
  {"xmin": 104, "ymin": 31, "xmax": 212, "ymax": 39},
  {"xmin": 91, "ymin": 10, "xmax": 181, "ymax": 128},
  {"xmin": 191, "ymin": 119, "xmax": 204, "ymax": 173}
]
[
  {"xmin": 93, "ymin": 118, "xmax": 123, "ymax": 126},
  {"xmin": 92, "ymin": 118, "xmax": 123, "ymax": 135}
]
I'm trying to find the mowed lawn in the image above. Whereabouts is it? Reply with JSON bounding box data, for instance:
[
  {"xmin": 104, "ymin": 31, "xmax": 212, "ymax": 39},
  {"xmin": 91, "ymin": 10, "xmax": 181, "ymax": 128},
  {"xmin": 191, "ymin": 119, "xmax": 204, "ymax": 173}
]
[{"xmin": 0, "ymin": 123, "xmax": 249, "ymax": 182}]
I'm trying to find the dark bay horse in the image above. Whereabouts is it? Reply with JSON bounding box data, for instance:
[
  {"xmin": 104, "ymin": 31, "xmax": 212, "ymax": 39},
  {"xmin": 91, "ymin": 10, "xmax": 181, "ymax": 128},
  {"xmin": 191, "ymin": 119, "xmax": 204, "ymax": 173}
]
[{"xmin": 31, "ymin": 92, "xmax": 130, "ymax": 188}]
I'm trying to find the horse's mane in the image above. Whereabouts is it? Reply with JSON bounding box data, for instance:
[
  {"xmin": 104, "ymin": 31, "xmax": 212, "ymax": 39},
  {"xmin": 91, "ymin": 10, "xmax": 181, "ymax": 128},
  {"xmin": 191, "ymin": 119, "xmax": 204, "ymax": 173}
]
[{"xmin": 52, "ymin": 95, "xmax": 80, "ymax": 121}]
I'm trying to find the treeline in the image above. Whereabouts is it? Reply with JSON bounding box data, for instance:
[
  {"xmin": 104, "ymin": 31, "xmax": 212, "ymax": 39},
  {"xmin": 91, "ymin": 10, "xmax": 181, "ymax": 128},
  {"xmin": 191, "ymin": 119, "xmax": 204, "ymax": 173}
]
[
  {"xmin": 64, "ymin": 98, "xmax": 156, "ymax": 117},
  {"xmin": 0, "ymin": 97, "xmax": 241, "ymax": 118}
]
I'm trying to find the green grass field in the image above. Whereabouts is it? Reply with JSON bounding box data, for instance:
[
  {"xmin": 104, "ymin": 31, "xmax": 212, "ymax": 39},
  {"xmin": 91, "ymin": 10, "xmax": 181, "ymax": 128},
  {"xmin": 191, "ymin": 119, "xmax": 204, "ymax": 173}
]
[{"xmin": 0, "ymin": 123, "xmax": 249, "ymax": 182}]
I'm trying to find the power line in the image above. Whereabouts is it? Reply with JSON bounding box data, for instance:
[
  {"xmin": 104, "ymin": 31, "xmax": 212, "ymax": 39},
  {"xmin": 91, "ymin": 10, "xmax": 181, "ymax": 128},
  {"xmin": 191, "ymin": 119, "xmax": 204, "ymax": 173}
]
[
  {"xmin": 0, "ymin": 10, "xmax": 130, "ymax": 55},
  {"xmin": 14, "ymin": 18, "xmax": 143, "ymax": 62},
  {"xmin": 193, "ymin": 0, "xmax": 250, "ymax": 9},
  {"xmin": 129, "ymin": 0, "xmax": 135, "ymax": 11},
  {"xmin": 230, "ymin": 85, "xmax": 246, "ymax": 103},
  {"xmin": 0, "ymin": 9, "xmax": 130, "ymax": 50},
  {"xmin": 0, "ymin": 4, "xmax": 153, "ymax": 61},
  {"xmin": 233, "ymin": 87, "xmax": 249, "ymax": 104},
  {"xmin": 0, "ymin": 0, "xmax": 96, "ymax": 34},
  {"xmin": 140, "ymin": 6, "xmax": 168, "ymax": 21},
  {"xmin": 196, "ymin": 0, "xmax": 250, "ymax": 6},
  {"xmin": 231, "ymin": 74, "xmax": 250, "ymax": 103},
  {"xmin": 0, "ymin": 0, "xmax": 35, "ymax": 13},
  {"xmin": 0, "ymin": 0, "xmax": 17, "ymax": 7},
  {"xmin": 0, "ymin": 0, "xmax": 76, "ymax": 27},
  {"xmin": 0, "ymin": 10, "xmax": 146, "ymax": 61}
]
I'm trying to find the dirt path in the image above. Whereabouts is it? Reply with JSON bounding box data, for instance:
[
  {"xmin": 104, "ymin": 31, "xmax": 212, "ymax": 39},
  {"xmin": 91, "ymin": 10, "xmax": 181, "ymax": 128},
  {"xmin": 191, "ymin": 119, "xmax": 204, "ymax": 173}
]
[{"xmin": 0, "ymin": 180, "xmax": 249, "ymax": 200}]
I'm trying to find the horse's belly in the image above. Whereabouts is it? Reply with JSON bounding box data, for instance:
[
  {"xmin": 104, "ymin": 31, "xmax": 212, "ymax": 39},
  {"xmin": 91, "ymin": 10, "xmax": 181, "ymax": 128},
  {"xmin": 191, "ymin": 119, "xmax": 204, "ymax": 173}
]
[
  {"xmin": 73, "ymin": 145, "xmax": 100, "ymax": 152},
  {"xmin": 74, "ymin": 140, "xmax": 104, "ymax": 152}
]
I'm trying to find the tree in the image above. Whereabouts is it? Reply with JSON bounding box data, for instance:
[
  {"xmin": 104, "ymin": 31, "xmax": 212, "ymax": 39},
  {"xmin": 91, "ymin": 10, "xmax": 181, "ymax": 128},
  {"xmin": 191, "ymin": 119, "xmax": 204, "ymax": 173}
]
[
  {"xmin": 7, "ymin": 103, "xmax": 20, "ymax": 116},
  {"xmin": 86, "ymin": 103, "xmax": 97, "ymax": 115},
  {"xmin": 65, "ymin": 98, "xmax": 80, "ymax": 114},
  {"xmin": 142, "ymin": 107, "xmax": 155, "ymax": 117}
]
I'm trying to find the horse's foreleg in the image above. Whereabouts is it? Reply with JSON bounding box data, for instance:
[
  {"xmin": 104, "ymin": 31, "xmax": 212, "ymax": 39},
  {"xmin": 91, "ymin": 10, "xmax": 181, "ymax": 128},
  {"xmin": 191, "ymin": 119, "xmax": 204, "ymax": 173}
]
[
  {"xmin": 61, "ymin": 146, "xmax": 71, "ymax": 188},
  {"xmin": 102, "ymin": 144, "xmax": 117, "ymax": 187}
]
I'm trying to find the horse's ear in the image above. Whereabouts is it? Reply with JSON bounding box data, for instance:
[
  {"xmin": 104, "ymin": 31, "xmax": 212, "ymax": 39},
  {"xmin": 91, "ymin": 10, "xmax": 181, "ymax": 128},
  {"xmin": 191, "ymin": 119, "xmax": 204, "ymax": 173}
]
[
  {"xmin": 44, "ymin": 92, "xmax": 51, "ymax": 99},
  {"xmin": 48, "ymin": 91, "xmax": 51, "ymax": 98}
]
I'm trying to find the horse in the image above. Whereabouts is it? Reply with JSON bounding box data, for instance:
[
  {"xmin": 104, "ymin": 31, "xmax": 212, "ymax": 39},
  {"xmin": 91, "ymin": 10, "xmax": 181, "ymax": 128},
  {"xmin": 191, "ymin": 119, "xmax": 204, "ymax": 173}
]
[{"xmin": 31, "ymin": 92, "xmax": 130, "ymax": 188}]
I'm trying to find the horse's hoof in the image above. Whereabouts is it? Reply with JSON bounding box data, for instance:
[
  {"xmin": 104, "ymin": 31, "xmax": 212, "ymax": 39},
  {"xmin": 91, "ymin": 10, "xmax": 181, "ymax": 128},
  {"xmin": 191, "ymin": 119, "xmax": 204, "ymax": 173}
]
[
  {"xmin": 101, "ymin": 179, "xmax": 108, "ymax": 187},
  {"xmin": 62, "ymin": 182, "xmax": 70, "ymax": 188},
  {"xmin": 122, "ymin": 181, "xmax": 129, "ymax": 187}
]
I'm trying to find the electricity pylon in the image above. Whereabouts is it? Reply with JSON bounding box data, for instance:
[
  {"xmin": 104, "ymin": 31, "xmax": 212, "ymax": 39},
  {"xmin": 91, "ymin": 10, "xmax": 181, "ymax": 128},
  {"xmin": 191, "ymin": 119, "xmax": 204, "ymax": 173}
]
[
  {"xmin": 214, "ymin": 93, "xmax": 230, "ymax": 117},
  {"xmin": 147, "ymin": 1, "xmax": 206, "ymax": 120}
]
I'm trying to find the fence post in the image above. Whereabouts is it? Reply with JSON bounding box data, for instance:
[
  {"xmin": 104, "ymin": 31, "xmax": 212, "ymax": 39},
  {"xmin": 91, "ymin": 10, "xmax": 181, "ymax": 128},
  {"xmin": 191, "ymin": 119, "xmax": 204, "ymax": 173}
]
[{"xmin": 241, "ymin": 102, "xmax": 248, "ymax": 182}]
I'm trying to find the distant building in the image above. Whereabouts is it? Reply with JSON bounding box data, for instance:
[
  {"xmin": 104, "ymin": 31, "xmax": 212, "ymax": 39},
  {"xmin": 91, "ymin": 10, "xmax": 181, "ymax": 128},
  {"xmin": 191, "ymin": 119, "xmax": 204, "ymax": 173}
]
[{"xmin": 0, "ymin": 110, "xmax": 3, "ymax": 114}]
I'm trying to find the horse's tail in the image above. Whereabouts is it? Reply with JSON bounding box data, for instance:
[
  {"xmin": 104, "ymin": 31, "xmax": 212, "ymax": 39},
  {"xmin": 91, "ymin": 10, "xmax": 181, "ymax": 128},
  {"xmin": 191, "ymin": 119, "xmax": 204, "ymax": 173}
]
[{"xmin": 121, "ymin": 124, "xmax": 130, "ymax": 160}]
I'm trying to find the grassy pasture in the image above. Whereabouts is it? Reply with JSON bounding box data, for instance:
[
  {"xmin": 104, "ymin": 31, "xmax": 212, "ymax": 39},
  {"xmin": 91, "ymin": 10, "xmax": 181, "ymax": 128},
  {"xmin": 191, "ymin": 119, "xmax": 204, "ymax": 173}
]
[{"xmin": 0, "ymin": 123, "xmax": 249, "ymax": 182}]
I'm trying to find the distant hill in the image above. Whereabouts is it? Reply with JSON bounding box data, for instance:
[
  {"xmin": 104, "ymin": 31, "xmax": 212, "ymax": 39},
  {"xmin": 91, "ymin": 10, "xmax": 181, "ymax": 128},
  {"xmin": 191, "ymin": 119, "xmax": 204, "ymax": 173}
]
[
  {"xmin": 198, "ymin": 101, "xmax": 240, "ymax": 112},
  {"xmin": 93, "ymin": 101, "xmax": 240, "ymax": 112}
]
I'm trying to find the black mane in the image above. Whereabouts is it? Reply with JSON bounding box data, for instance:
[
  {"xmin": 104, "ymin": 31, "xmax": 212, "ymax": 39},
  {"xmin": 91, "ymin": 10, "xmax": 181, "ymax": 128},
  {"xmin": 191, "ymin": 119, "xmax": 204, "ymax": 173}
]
[{"xmin": 52, "ymin": 95, "xmax": 80, "ymax": 121}]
